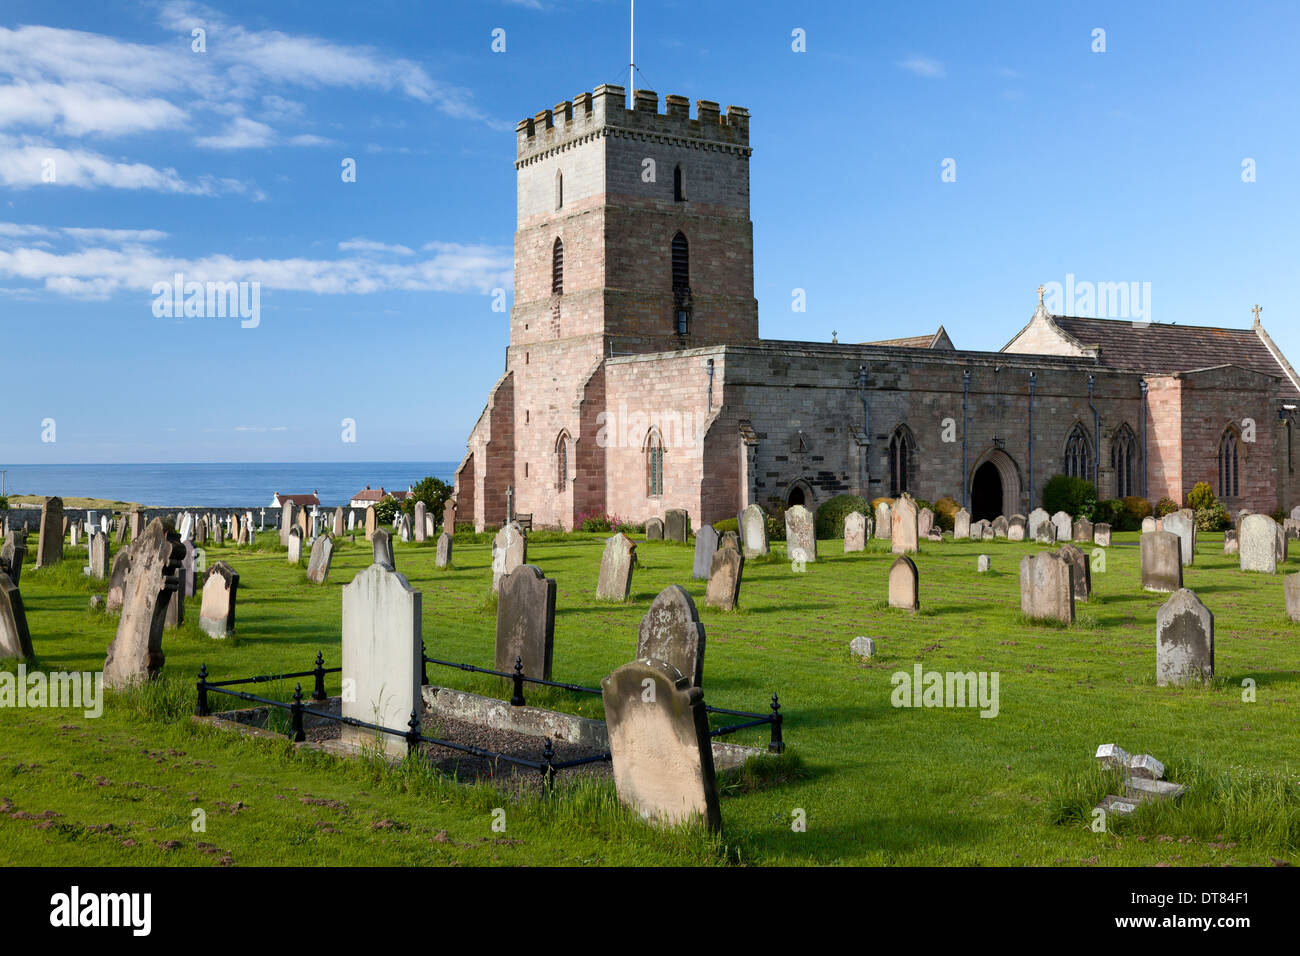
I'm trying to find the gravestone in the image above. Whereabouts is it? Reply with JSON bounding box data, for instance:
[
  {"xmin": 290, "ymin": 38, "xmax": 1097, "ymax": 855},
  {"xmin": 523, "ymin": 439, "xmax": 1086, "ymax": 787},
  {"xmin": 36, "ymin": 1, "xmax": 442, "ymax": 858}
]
[
  {"xmin": 341, "ymin": 563, "xmax": 422, "ymax": 757},
  {"xmin": 1162, "ymin": 509, "xmax": 1196, "ymax": 566},
  {"xmin": 739, "ymin": 504, "xmax": 769, "ymax": 558},
  {"xmin": 279, "ymin": 502, "xmax": 295, "ymax": 547},
  {"xmin": 199, "ymin": 562, "xmax": 239, "ymax": 638},
  {"xmin": 372, "ymin": 528, "xmax": 395, "ymax": 570},
  {"xmin": 977, "ymin": 554, "xmax": 991, "ymax": 572},
  {"xmin": 843, "ymin": 512, "xmax": 867, "ymax": 553},
  {"xmin": 1239, "ymin": 514, "xmax": 1278, "ymax": 573},
  {"xmin": 970, "ymin": 519, "xmax": 990, "ymax": 541},
  {"xmin": 178, "ymin": 513, "xmax": 193, "ymax": 542},
  {"xmin": 306, "ymin": 534, "xmax": 334, "ymax": 584},
  {"xmin": 424, "ymin": 512, "xmax": 436, "ymax": 539},
  {"xmin": 0, "ymin": 574, "xmax": 33, "ymax": 659},
  {"xmin": 719, "ymin": 531, "xmax": 740, "ymax": 554},
  {"xmin": 1051, "ymin": 511, "xmax": 1072, "ymax": 542},
  {"xmin": 347, "ymin": 510, "xmax": 357, "ymax": 532},
  {"xmin": 636, "ymin": 585, "xmax": 706, "ymax": 687},
  {"xmin": 163, "ymin": 569, "xmax": 185, "ymax": 630},
  {"xmin": 645, "ymin": 517, "xmax": 664, "ymax": 541},
  {"xmin": 69, "ymin": 524, "xmax": 80, "ymax": 548},
  {"xmin": 992, "ymin": 515, "xmax": 1009, "ymax": 539},
  {"xmin": 1073, "ymin": 517, "xmax": 1093, "ymax": 542},
  {"xmin": 785, "ymin": 504, "xmax": 817, "ymax": 564},
  {"xmin": 365, "ymin": 506, "xmax": 377, "ymax": 541},
  {"xmin": 1156, "ymin": 588, "xmax": 1214, "ymax": 687},
  {"xmin": 601, "ymin": 658, "xmax": 721, "ymax": 831},
  {"xmin": 1141, "ymin": 531, "xmax": 1183, "ymax": 592},
  {"xmin": 1285, "ymin": 572, "xmax": 1300, "ymax": 623},
  {"xmin": 0, "ymin": 533, "xmax": 26, "ymax": 588},
  {"xmin": 1094, "ymin": 523, "xmax": 1112, "ymax": 547},
  {"xmin": 596, "ymin": 533, "xmax": 637, "ymax": 601},
  {"xmin": 103, "ymin": 519, "xmax": 184, "ymax": 688},
  {"xmin": 1057, "ymin": 543, "xmax": 1091, "ymax": 602},
  {"xmin": 850, "ymin": 636, "xmax": 876, "ymax": 658},
  {"xmin": 105, "ymin": 548, "xmax": 131, "ymax": 612},
  {"xmin": 35, "ymin": 497, "xmax": 64, "ymax": 569},
  {"xmin": 490, "ymin": 522, "xmax": 527, "ymax": 591},
  {"xmin": 1019, "ymin": 551, "xmax": 1075, "ymax": 624},
  {"xmin": 115, "ymin": 515, "xmax": 129, "ymax": 544},
  {"xmin": 1027, "ymin": 508, "xmax": 1050, "ymax": 540},
  {"xmin": 1278, "ymin": 523, "xmax": 1289, "ymax": 564},
  {"xmin": 918, "ymin": 507, "xmax": 935, "ymax": 538},
  {"xmin": 704, "ymin": 547, "xmax": 744, "ymax": 611},
  {"xmin": 692, "ymin": 525, "xmax": 719, "ymax": 579},
  {"xmin": 495, "ymin": 564, "xmax": 556, "ymax": 681},
  {"xmin": 287, "ymin": 527, "xmax": 303, "ymax": 564},
  {"xmin": 180, "ymin": 540, "xmax": 197, "ymax": 597},
  {"xmin": 1292, "ymin": 505, "xmax": 1300, "ymax": 523},
  {"xmin": 128, "ymin": 509, "xmax": 144, "ymax": 541},
  {"xmin": 888, "ymin": 555, "xmax": 919, "ymax": 610},
  {"xmin": 1008, "ymin": 514, "xmax": 1027, "ymax": 541},
  {"xmin": 435, "ymin": 532, "xmax": 453, "ymax": 569},
  {"xmin": 196, "ymin": 518, "xmax": 209, "ymax": 545},
  {"xmin": 891, "ymin": 495, "xmax": 919, "ymax": 555},
  {"xmin": 414, "ymin": 502, "xmax": 427, "ymax": 543},
  {"xmin": 874, "ymin": 501, "xmax": 892, "ymax": 540},
  {"xmin": 296, "ymin": 508, "xmax": 309, "ymax": 542},
  {"xmin": 665, "ymin": 509, "xmax": 690, "ymax": 543},
  {"xmin": 1141, "ymin": 516, "xmax": 1157, "ymax": 534},
  {"xmin": 396, "ymin": 514, "xmax": 413, "ymax": 543},
  {"xmin": 1224, "ymin": 529, "xmax": 1238, "ymax": 555},
  {"xmin": 953, "ymin": 508, "xmax": 971, "ymax": 540},
  {"xmin": 214, "ymin": 522, "xmax": 224, "ymax": 547},
  {"xmin": 442, "ymin": 499, "xmax": 457, "ymax": 536},
  {"xmin": 333, "ymin": 507, "xmax": 345, "ymax": 537}
]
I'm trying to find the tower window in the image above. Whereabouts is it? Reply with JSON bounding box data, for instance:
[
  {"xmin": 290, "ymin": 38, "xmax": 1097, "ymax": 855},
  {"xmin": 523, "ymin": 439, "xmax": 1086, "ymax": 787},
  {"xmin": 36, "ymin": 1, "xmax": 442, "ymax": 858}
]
[
  {"xmin": 889, "ymin": 427, "xmax": 912, "ymax": 497},
  {"xmin": 1111, "ymin": 424, "xmax": 1138, "ymax": 497},
  {"xmin": 556, "ymin": 432, "xmax": 569, "ymax": 492},
  {"xmin": 647, "ymin": 432, "xmax": 664, "ymax": 497},
  {"xmin": 551, "ymin": 237, "xmax": 563, "ymax": 295},
  {"xmin": 671, "ymin": 232, "xmax": 689, "ymax": 292},
  {"xmin": 673, "ymin": 164, "xmax": 685, "ymax": 202},
  {"xmin": 556, "ymin": 170, "xmax": 563, "ymax": 210},
  {"xmin": 1064, "ymin": 424, "xmax": 1090, "ymax": 479},
  {"xmin": 1219, "ymin": 429, "xmax": 1239, "ymax": 498}
]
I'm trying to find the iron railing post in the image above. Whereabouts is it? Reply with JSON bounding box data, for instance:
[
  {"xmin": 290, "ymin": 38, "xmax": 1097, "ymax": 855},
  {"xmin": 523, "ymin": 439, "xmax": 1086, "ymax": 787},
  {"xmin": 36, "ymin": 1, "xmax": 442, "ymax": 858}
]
[
  {"xmin": 542, "ymin": 737, "xmax": 556, "ymax": 790},
  {"xmin": 511, "ymin": 656, "xmax": 526, "ymax": 707},
  {"xmin": 290, "ymin": 684, "xmax": 306, "ymax": 742},
  {"xmin": 768, "ymin": 693, "xmax": 784, "ymax": 754},
  {"xmin": 195, "ymin": 663, "xmax": 209, "ymax": 717},
  {"xmin": 312, "ymin": 651, "xmax": 327, "ymax": 701},
  {"xmin": 421, "ymin": 641, "xmax": 429, "ymax": 686},
  {"xmin": 406, "ymin": 711, "xmax": 422, "ymax": 757}
]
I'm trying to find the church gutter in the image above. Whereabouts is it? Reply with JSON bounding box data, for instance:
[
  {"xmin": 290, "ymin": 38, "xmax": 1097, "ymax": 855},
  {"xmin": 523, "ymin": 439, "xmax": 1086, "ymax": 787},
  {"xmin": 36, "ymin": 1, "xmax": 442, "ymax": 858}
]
[
  {"xmin": 962, "ymin": 368, "xmax": 971, "ymax": 508},
  {"xmin": 1088, "ymin": 375, "xmax": 1100, "ymax": 488},
  {"xmin": 1140, "ymin": 379, "xmax": 1149, "ymax": 499}
]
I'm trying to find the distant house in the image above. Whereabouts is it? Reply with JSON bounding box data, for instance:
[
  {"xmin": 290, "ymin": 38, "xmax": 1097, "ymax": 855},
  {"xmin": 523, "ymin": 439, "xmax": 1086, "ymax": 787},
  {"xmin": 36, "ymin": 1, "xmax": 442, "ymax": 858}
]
[
  {"xmin": 271, "ymin": 491, "xmax": 320, "ymax": 509},
  {"xmin": 348, "ymin": 485, "xmax": 413, "ymax": 509}
]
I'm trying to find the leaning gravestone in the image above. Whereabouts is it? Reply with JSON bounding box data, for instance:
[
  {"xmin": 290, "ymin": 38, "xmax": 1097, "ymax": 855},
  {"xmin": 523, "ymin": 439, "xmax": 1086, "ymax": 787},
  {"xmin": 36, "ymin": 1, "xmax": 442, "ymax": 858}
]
[
  {"xmin": 692, "ymin": 525, "xmax": 719, "ymax": 579},
  {"xmin": 0, "ymin": 574, "xmax": 34, "ymax": 659},
  {"xmin": 601, "ymin": 658, "xmax": 721, "ymax": 832},
  {"xmin": 103, "ymin": 519, "xmax": 184, "ymax": 688},
  {"xmin": 636, "ymin": 585, "xmax": 706, "ymax": 687},
  {"xmin": 1141, "ymin": 531, "xmax": 1183, "ymax": 592},
  {"xmin": 739, "ymin": 504, "xmax": 768, "ymax": 558},
  {"xmin": 953, "ymin": 508, "xmax": 971, "ymax": 540},
  {"xmin": 843, "ymin": 512, "xmax": 867, "ymax": 553},
  {"xmin": 1162, "ymin": 509, "xmax": 1196, "ymax": 566},
  {"xmin": 105, "ymin": 548, "xmax": 131, "ymax": 612},
  {"xmin": 1019, "ymin": 551, "xmax": 1074, "ymax": 624},
  {"xmin": 892, "ymin": 495, "xmax": 919, "ymax": 555},
  {"xmin": 1008, "ymin": 514, "xmax": 1027, "ymax": 541},
  {"xmin": 785, "ymin": 504, "xmax": 817, "ymax": 564},
  {"xmin": 992, "ymin": 515, "xmax": 1009, "ymax": 539},
  {"xmin": 1073, "ymin": 517, "xmax": 1093, "ymax": 542},
  {"xmin": 1057, "ymin": 543, "xmax": 1091, "ymax": 602},
  {"xmin": 645, "ymin": 517, "xmax": 664, "ymax": 541},
  {"xmin": 287, "ymin": 527, "xmax": 303, "ymax": 564},
  {"xmin": 435, "ymin": 532, "xmax": 453, "ymax": 569},
  {"xmin": 665, "ymin": 509, "xmax": 690, "ymax": 543},
  {"xmin": 414, "ymin": 501, "xmax": 427, "ymax": 543},
  {"xmin": 596, "ymin": 533, "xmax": 636, "ymax": 601},
  {"xmin": 0, "ymin": 534, "xmax": 26, "ymax": 588},
  {"xmin": 888, "ymin": 555, "xmax": 919, "ymax": 610},
  {"xmin": 1156, "ymin": 588, "xmax": 1214, "ymax": 687},
  {"xmin": 970, "ymin": 519, "xmax": 991, "ymax": 541},
  {"xmin": 306, "ymin": 534, "xmax": 334, "ymax": 584},
  {"xmin": 1239, "ymin": 514, "xmax": 1278, "ymax": 573},
  {"xmin": 1027, "ymin": 508, "xmax": 1050, "ymax": 540},
  {"xmin": 874, "ymin": 501, "xmax": 892, "ymax": 540},
  {"xmin": 1093, "ymin": 523, "xmax": 1112, "ymax": 547},
  {"xmin": 372, "ymin": 528, "xmax": 396, "ymax": 570},
  {"xmin": 341, "ymin": 563, "xmax": 422, "ymax": 757},
  {"xmin": 495, "ymin": 564, "xmax": 556, "ymax": 681},
  {"xmin": 1285, "ymin": 572, "xmax": 1300, "ymax": 623},
  {"xmin": 490, "ymin": 522, "xmax": 527, "ymax": 592},
  {"xmin": 1051, "ymin": 511, "xmax": 1072, "ymax": 542},
  {"xmin": 35, "ymin": 496, "xmax": 64, "ymax": 569},
  {"xmin": 705, "ymin": 547, "xmax": 744, "ymax": 612},
  {"xmin": 198, "ymin": 562, "xmax": 239, "ymax": 638}
]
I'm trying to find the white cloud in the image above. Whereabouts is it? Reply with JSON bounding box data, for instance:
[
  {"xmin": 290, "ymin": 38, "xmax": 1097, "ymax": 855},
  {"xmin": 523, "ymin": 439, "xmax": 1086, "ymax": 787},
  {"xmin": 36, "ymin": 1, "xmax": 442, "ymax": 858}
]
[
  {"xmin": 899, "ymin": 56, "xmax": 946, "ymax": 78},
  {"xmin": 339, "ymin": 238, "xmax": 416, "ymax": 256},
  {"xmin": 0, "ymin": 135, "xmax": 257, "ymax": 195},
  {"xmin": 195, "ymin": 116, "xmax": 275, "ymax": 149}
]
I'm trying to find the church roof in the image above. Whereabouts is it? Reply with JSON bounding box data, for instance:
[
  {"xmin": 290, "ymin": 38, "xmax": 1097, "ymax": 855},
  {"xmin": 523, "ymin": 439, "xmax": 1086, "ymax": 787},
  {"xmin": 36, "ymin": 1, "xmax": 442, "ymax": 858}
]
[{"xmin": 860, "ymin": 326, "xmax": 953, "ymax": 349}]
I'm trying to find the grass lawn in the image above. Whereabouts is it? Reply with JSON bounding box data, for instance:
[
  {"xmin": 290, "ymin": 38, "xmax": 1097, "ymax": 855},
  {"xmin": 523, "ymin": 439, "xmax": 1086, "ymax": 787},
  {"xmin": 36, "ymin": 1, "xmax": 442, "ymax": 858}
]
[{"xmin": 1, "ymin": 526, "xmax": 1298, "ymax": 867}]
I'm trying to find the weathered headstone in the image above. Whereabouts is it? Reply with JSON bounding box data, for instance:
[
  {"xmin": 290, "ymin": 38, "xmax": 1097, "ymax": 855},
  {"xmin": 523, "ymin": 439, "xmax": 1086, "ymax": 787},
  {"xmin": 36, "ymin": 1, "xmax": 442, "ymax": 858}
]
[
  {"xmin": 739, "ymin": 504, "xmax": 768, "ymax": 558},
  {"xmin": 953, "ymin": 508, "xmax": 971, "ymax": 540},
  {"xmin": 287, "ymin": 527, "xmax": 303, "ymax": 564},
  {"xmin": 704, "ymin": 547, "xmax": 744, "ymax": 611},
  {"xmin": 1034, "ymin": 519, "xmax": 1056, "ymax": 544},
  {"xmin": 279, "ymin": 502, "xmax": 295, "ymax": 547},
  {"xmin": 0, "ymin": 534, "xmax": 26, "ymax": 588},
  {"xmin": 850, "ymin": 636, "xmax": 876, "ymax": 658},
  {"xmin": 596, "ymin": 533, "xmax": 637, "ymax": 601},
  {"xmin": 692, "ymin": 525, "xmax": 719, "ymax": 579},
  {"xmin": 1058, "ymin": 543, "xmax": 1091, "ymax": 602},
  {"xmin": 1008, "ymin": 514, "xmax": 1027, "ymax": 541},
  {"xmin": 1093, "ymin": 523, "xmax": 1112, "ymax": 547},
  {"xmin": 989, "ymin": 515, "xmax": 1007, "ymax": 538},
  {"xmin": 1156, "ymin": 588, "xmax": 1214, "ymax": 687},
  {"xmin": 645, "ymin": 517, "xmax": 664, "ymax": 541},
  {"xmin": 180, "ymin": 540, "xmax": 197, "ymax": 598},
  {"xmin": 105, "ymin": 548, "xmax": 131, "ymax": 612},
  {"xmin": 719, "ymin": 530, "xmax": 741, "ymax": 554},
  {"xmin": 115, "ymin": 515, "xmax": 128, "ymax": 544},
  {"xmin": 601, "ymin": 658, "xmax": 721, "ymax": 831},
  {"xmin": 636, "ymin": 585, "xmax": 706, "ymax": 687},
  {"xmin": 1162, "ymin": 509, "xmax": 1196, "ymax": 566},
  {"xmin": 495, "ymin": 564, "xmax": 556, "ymax": 681},
  {"xmin": 365, "ymin": 506, "xmax": 377, "ymax": 541},
  {"xmin": 1141, "ymin": 531, "xmax": 1183, "ymax": 592},
  {"xmin": 442, "ymin": 499, "xmax": 457, "ymax": 537},
  {"xmin": 0, "ymin": 574, "xmax": 33, "ymax": 659},
  {"xmin": 414, "ymin": 502, "xmax": 427, "ymax": 543},
  {"xmin": 1141, "ymin": 516, "xmax": 1157, "ymax": 534},
  {"xmin": 1278, "ymin": 523, "xmax": 1289, "ymax": 564},
  {"xmin": 1027, "ymin": 508, "xmax": 1050, "ymax": 540},
  {"xmin": 874, "ymin": 501, "xmax": 892, "ymax": 540},
  {"xmin": 888, "ymin": 555, "xmax": 919, "ymax": 610},
  {"xmin": 103, "ymin": 519, "xmax": 184, "ymax": 688},
  {"xmin": 1285, "ymin": 572, "xmax": 1300, "ymax": 623},
  {"xmin": 891, "ymin": 494, "xmax": 919, "ymax": 554},
  {"xmin": 199, "ymin": 562, "xmax": 239, "ymax": 638},
  {"xmin": 918, "ymin": 507, "xmax": 935, "ymax": 538},
  {"xmin": 35, "ymin": 496, "xmax": 64, "ymax": 569},
  {"xmin": 1224, "ymin": 529, "xmax": 1238, "ymax": 555},
  {"xmin": 970, "ymin": 519, "xmax": 990, "ymax": 541},
  {"xmin": 490, "ymin": 522, "xmax": 527, "ymax": 591},
  {"xmin": 306, "ymin": 534, "xmax": 334, "ymax": 584},
  {"xmin": 341, "ymin": 563, "xmax": 422, "ymax": 757},
  {"xmin": 843, "ymin": 511, "xmax": 867, "ymax": 553},
  {"xmin": 785, "ymin": 504, "xmax": 817, "ymax": 564},
  {"xmin": 1240, "ymin": 513, "xmax": 1278, "ymax": 573},
  {"xmin": 333, "ymin": 507, "xmax": 345, "ymax": 537},
  {"xmin": 1073, "ymin": 517, "xmax": 1093, "ymax": 542},
  {"xmin": 1019, "ymin": 551, "xmax": 1075, "ymax": 624},
  {"xmin": 372, "ymin": 528, "xmax": 395, "ymax": 570},
  {"xmin": 665, "ymin": 509, "xmax": 690, "ymax": 543},
  {"xmin": 977, "ymin": 554, "xmax": 991, "ymax": 572},
  {"xmin": 1051, "ymin": 511, "xmax": 1072, "ymax": 542},
  {"xmin": 128, "ymin": 509, "xmax": 144, "ymax": 541}
]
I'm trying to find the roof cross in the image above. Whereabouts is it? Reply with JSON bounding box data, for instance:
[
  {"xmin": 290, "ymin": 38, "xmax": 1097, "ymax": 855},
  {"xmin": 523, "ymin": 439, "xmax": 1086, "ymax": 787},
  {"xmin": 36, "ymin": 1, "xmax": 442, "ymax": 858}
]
[
  {"xmin": 1036, "ymin": 284, "xmax": 1045, "ymax": 303},
  {"xmin": 1252, "ymin": 303, "xmax": 1263, "ymax": 322}
]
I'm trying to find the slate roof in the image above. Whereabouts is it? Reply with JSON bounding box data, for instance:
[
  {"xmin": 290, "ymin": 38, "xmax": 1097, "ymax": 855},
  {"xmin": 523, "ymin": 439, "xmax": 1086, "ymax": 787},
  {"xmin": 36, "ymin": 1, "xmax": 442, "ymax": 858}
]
[
  {"xmin": 1050, "ymin": 316, "xmax": 1300, "ymax": 396},
  {"xmin": 860, "ymin": 326, "xmax": 953, "ymax": 349},
  {"xmin": 275, "ymin": 493, "xmax": 319, "ymax": 506}
]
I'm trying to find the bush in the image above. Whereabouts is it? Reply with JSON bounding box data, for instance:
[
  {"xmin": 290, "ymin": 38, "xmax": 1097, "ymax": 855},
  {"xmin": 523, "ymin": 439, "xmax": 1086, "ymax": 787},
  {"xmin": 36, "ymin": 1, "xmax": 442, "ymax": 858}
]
[
  {"xmin": 764, "ymin": 498, "xmax": 787, "ymax": 541},
  {"xmin": 932, "ymin": 496, "xmax": 961, "ymax": 532},
  {"xmin": 1154, "ymin": 496, "xmax": 1179, "ymax": 518},
  {"xmin": 1042, "ymin": 475, "xmax": 1097, "ymax": 520},
  {"xmin": 713, "ymin": 517, "xmax": 739, "ymax": 534},
  {"xmin": 373, "ymin": 495, "xmax": 400, "ymax": 524},
  {"xmin": 1186, "ymin": 481, "xmax": 1217, "ymax": 512},
  {"xmin": 869, "ymin": 496, "xmax": 894, "ymax": 513},
  {"xmin": 400, "ymin": 476, "xmax": 452, "ymax": 526},
  {"xmin": 815, "ymin": 494, "xmax": 870, "ymax": 539},
  {"xmin": 1118, "ymin": 496, "xmax": 1153, "ymax": 531},
  {"xmin": 1195, "ymin": 504, "xmax": 1230, "ymax": 532}
]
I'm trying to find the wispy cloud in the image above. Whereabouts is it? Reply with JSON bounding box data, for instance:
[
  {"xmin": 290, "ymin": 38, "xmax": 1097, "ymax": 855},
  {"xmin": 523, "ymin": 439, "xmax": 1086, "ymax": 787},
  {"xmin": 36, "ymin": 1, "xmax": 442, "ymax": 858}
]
[{"xmin": 898, "ymin": 55, "xmax": 946, "ymax": 78}]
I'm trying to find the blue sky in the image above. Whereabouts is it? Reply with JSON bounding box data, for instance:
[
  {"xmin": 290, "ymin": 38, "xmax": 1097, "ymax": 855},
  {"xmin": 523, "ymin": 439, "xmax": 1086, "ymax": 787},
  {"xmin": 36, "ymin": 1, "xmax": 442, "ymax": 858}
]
[{"xmin": 1, "ymin": 0, "xmax": 1297, "ymax": 464}]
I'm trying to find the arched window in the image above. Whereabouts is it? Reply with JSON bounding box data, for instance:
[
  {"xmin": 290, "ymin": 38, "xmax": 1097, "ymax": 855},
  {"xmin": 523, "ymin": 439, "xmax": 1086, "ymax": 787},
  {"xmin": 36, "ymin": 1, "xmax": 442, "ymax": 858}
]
[
  {"xmin": 551, "ymin": 238, "xmax": 563, "ymax": 295},
  {"xmin": 1219, "ymin": 429, "xmax": 1239, "ymax": 498},
  {"xmin": 1064, "ymin": 424, "xmax": 1091, "ymax": 480},
  {"xmin": 555, "ymin": 170, "xmax": 563, "ymax": 209},
  {"xmin": 888, "ymin": 427, "xmax": 912, "ymax": 497},
  {"xmin": 673, "ymin": 164, "xmax": 685, "ymax": 202},
  {"xmin": 646, "ymin": 431, "xmax": 665, "ymax": 497},
  {"xmin": 1111, "ymin": 424, "xmax": 1138, "ymax": 498},
  {"xmin": 556, "ymin": 432, "xmax": 569, "ymax": 492},
  {"xmin": 671, "ymin": 231, "xmax": 689, "ymax": 334}
]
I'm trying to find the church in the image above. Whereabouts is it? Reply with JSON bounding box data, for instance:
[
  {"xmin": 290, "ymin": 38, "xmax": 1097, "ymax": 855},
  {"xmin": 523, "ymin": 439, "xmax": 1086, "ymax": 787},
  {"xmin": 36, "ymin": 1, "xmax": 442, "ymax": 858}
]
[{"xmin": 454, "ymin": 83, "xmax": 1300, "ymax": 530}]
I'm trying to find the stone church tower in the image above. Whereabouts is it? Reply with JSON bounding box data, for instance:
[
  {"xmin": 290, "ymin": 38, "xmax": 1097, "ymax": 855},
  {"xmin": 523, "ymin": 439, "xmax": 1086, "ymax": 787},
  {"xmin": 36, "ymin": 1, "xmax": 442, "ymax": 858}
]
[{"xmin": 456, "ymin": 85, "xmax": 757, "ymax": 530}]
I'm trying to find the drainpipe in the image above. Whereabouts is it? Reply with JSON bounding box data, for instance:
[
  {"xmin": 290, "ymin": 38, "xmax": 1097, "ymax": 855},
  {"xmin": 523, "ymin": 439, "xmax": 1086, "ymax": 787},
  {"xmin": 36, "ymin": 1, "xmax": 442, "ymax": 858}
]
[
  {"xmin": 705, "ymin": 358, "xmax": 715, "ymax": 413},
  {"xmin": 962, "ymin": 368, "xmax": 971, "ymax": 508},
  {"xmin": 1087, "ymin": 374, "xmax": 1100, "ymax": 488},
  {"xmin": 1139, "ymin": 379, "xmax": 1148, "ymax": 499},
  {"xmin": 857, "ymin": 365, "xmax": 870, "ymax": 493},
  {"xmin": 1028, "ymin": 371, "xmax": 1037, "ymax": 509}
]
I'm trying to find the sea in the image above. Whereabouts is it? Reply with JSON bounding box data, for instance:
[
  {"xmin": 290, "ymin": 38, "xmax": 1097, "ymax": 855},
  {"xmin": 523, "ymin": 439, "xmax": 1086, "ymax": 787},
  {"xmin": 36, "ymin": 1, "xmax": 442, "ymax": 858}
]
[{"xmin": 0, "ymin": 462, "xmax": 458, "ymax": 508}]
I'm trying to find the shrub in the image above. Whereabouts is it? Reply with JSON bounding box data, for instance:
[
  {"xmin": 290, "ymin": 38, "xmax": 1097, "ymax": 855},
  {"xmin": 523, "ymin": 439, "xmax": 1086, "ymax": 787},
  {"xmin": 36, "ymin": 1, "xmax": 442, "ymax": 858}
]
[
  {"xmin": 713, "ymin": 517, "xmax": 739, "ymax": 534},
  {"xmin": 764, "ymin": 498, "xmax": 787, "ymax": 541},
  {"xmin": 373, "ymin": 495, "xmax": 400, "ymax": 524},
  {"xmin": 932, "ymin": 496, "xmax": 961, "ymax": 532},
  {"xmin": 1118, "ymin": 496, "xmax": 1152, "ymax": 531},
  {"xmin": 1042, "ymin": 475, "xmax": 1097, "ymax": 520},
  {"xmin": 400, "ymin": 476, "xmax": 452, "ymax": 526},
  {"xmin": 1154, "ymin": 496, "xmax": 1179, "ymax": 518},
  {"xmin": 869, "ymin": 496, "xmax": 894, "ymax": 512},
  {"xmin": 1186, "ymin": 481, "xmax": 1217, "ymax": 512},
  {"xmin": 1195, "ymin": 504, "xmax": 1230, "ymax": 532},
  {"xmin": 815, "ymin": 494, "xmax": 870, "ymax": 539}
]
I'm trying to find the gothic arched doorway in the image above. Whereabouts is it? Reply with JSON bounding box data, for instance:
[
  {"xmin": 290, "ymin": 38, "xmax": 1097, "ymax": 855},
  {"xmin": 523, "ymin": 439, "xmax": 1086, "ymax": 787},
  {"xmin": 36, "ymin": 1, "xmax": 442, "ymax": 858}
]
[
  {"xmin": 969, "ymin": 448, "xmax": 1021, "ymax": 520},
  {"xmin": 786, "ymin": 480, "xmax": 811, "ymax": 508}
]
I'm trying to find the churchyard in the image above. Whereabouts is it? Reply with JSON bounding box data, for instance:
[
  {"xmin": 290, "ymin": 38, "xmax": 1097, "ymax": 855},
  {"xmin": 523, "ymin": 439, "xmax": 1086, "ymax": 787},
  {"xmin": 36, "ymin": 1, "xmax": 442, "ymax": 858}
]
[{"xmin": 1, "ymin": 499, "xmax": 1299, "ymax": 867}]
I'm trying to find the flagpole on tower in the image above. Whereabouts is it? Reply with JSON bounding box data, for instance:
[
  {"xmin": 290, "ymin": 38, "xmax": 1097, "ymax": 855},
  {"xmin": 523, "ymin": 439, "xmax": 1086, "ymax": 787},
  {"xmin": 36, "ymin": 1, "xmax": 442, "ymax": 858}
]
[{"xmin": 629, "ymin": 0, "xmax": 635, "ymax": 101}]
